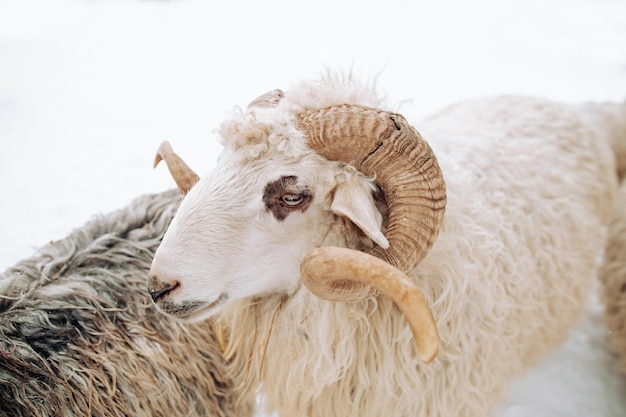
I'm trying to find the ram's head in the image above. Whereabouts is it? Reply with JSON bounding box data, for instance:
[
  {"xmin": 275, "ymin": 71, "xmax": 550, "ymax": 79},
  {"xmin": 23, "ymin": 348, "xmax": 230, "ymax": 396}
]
[{"xmin": 147, "ymin": 89, "xmax": 446, "ymax": 362}]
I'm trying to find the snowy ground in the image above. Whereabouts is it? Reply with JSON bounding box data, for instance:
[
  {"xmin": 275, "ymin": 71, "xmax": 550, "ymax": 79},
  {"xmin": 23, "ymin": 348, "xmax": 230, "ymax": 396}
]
[{"xmin": 1, "ymin": 0, "xmax": 625, "ymax": 415}]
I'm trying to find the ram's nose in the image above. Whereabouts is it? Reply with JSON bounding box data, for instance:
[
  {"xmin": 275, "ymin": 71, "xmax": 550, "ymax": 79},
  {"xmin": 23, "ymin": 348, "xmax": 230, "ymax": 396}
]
[{"xmin": 147, "ymin": 274, "xmax": 180, "ymax": 303}]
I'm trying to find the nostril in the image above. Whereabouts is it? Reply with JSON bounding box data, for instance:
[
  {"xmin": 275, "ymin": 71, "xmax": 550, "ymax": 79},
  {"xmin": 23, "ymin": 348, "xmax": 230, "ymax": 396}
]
[
  {"xmin": 147, "ymin": 276, "xmax": 180, "ymax": 303},
  {"xmin": 149, "ymin": 286, "xmax": 171, "ymax": 303}
]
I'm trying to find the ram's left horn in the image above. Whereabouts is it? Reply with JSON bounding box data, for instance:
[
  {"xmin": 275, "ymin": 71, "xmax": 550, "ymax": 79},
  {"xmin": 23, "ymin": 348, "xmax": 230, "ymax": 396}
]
[
  {"xmin": 300, "ymin": 246, "xmax": 439, "ymax": 363},
  {"xmin": 154, "ymin": 141, "xmax": 199, "ymax": 195}
]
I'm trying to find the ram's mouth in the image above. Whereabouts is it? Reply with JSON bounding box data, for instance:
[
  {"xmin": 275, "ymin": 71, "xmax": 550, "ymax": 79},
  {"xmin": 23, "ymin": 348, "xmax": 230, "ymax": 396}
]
[{"xmin": 158, "ymin": 293, "xmax": 229, "ymax": 320}]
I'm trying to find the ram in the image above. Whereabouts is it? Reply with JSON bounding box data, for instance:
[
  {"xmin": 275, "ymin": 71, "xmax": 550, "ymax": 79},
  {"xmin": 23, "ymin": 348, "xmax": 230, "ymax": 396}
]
[
  {"xmin": 0, "ymin": 190, "xmax": 254, "ymax": 417},
  {"xmin": 149, "ymin": 74, "xmax": 626, "ymax": 417}
]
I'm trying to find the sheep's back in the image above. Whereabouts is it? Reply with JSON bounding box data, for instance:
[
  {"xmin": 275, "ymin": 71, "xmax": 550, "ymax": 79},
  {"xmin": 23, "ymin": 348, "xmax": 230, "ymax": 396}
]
[{"xmin": 411, "ymin": 95, "xmax": 617, "ymax": 414}]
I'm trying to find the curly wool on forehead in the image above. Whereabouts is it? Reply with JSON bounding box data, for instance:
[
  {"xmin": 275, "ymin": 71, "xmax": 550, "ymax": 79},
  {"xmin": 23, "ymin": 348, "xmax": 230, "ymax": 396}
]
[
  {"xmin": 218, "ymin": 109, "xmax": 310, "ymax": 161},
  {"xmin": 217, "ymin": 73, "xmax": 387, "ymax": 161}
]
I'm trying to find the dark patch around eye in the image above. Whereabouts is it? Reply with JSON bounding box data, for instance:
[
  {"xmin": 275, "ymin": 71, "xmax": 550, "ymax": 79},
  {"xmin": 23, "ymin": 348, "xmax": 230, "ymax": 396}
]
[{"xmin": 263, "ymin": 175, "xmax": 312, "ymax": 221}]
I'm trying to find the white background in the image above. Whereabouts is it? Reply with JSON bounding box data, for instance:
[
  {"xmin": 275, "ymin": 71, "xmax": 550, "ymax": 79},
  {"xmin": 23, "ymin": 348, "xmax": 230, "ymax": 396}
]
[{"xmin": 1, "ymin": 0, "xmax": 625, "ymax": 415}]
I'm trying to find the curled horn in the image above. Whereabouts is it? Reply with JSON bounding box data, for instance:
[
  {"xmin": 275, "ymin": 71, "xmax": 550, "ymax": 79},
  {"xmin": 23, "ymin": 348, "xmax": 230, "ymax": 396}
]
[
  {"xmin": 154, "ymin": 141, "xmax": 199, "ymax": 195},
  {"xmin": 297, "ymin": 105, "xmax": 446, "ymax": 361},
  {"xmin": 296, "ymin": 104, "xmax": 446, "ymax": 273}
]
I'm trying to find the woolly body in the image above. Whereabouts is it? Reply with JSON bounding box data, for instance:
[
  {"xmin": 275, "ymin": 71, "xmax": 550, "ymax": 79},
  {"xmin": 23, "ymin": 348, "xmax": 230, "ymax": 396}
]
[
  {"xmin": 0, "ymin": 191, "xmax": 253, "ymax": 417},
  {"xmin": 600, "ymin": 179, "xmax": 626, "ymax": 375},
  {"xmin": 151, "ymin": 75, "xmax": 626, "ymax": 417}
]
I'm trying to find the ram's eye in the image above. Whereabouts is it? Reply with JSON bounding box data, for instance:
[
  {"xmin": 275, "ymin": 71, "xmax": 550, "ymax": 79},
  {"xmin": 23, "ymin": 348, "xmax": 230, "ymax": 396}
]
[
  {"xmin": 281, "ymin": 193, "xmax": 304, "ymax": 206},
  {"xmin": 263, "ymin": 176, "xmax": 312, "ymax": 221}
]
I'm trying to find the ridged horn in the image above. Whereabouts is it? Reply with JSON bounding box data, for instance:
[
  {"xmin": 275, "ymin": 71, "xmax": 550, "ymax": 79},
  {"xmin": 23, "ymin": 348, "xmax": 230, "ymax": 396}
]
[
  {"xmin": 154, "ymin": 141, "xmax": 199, "ymax": 195},
  {"xmin": 296, "ymin": 104, "xmax": 446, "ymax": 274},
  {"xmin": 296, "ymin": 104, "xmax": 445, "ymax": 303}
]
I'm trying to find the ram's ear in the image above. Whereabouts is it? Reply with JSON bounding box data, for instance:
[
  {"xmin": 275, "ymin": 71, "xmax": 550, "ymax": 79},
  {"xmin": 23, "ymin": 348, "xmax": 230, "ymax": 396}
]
[{"xmin": 331, "ymin": 177, "xmax": 390, "ymax": 249}]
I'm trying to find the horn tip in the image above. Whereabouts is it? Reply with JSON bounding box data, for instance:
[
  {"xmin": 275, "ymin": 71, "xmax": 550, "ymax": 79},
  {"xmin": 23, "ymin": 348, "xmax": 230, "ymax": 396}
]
[
  {"xmin": 153, "ymin": 141, "xmax": 173, "ymax": 168},
  {"xmin": 153, "ymin": 153, "xmax": 163, "ymax": 168},
  {"xmin": 419, "ymin": 341, "xmax": 439, "ymax": 364}
]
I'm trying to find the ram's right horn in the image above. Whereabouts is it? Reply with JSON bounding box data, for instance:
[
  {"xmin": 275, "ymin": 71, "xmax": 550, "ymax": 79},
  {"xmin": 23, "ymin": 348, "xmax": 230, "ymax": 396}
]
[
  {"xmin": 300, "ymin": 246, "xmax": 439, "ymax": 363},
  {"xmin": 154, "ymin": 141, "xmax": 199, "ymax": 195}
]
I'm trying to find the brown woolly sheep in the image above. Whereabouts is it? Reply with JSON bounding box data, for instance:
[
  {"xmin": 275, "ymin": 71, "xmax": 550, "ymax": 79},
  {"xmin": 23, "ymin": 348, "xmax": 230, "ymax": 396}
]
[
  {"xmin": 0, "ymin": 190, "xmax": 254, "ymax": 417},
  {"xmin": 600, "ymin": 179, "xmax": 626, "ymax": 375}
]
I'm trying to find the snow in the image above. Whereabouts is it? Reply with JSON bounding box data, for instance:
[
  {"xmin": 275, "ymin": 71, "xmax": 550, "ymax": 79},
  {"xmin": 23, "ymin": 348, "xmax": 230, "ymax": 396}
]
[{"xmin": 1, "ymin": 0, "xmax": 625, "ymax": 415}]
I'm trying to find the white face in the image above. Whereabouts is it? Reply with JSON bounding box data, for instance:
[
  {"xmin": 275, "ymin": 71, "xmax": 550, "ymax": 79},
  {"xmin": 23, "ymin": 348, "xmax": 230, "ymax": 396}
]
[{"xmin": 148, "ymin": 153, "xmax": 341, "ymax": 322}]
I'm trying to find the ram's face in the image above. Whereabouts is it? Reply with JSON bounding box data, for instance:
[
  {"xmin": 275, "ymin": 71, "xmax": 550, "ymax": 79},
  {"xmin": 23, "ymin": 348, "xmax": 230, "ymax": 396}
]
[
  {"xmin": 146, "ymin": 88, "xmax": 446, "ymax": 362},
  {"xmin": 149, "ymin": 149, "xmax": 341, "ymax": 321}
]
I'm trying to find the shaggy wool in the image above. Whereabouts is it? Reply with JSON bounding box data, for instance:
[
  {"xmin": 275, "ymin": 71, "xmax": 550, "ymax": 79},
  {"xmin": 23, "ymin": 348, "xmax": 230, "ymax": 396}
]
[
  {"xmin": 600, "ymin": 180, "xmax": 626, "ymax": 374},
  {"xmin": 0, "ymin": 190, "xmax": 254, "ymax": 417}
]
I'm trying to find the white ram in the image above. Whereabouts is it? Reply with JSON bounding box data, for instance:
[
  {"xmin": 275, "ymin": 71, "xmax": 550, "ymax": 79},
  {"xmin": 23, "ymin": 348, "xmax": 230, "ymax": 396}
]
[{"xmin": 148, "ymin": 74, "xmax": 626, "ymax": 417}]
